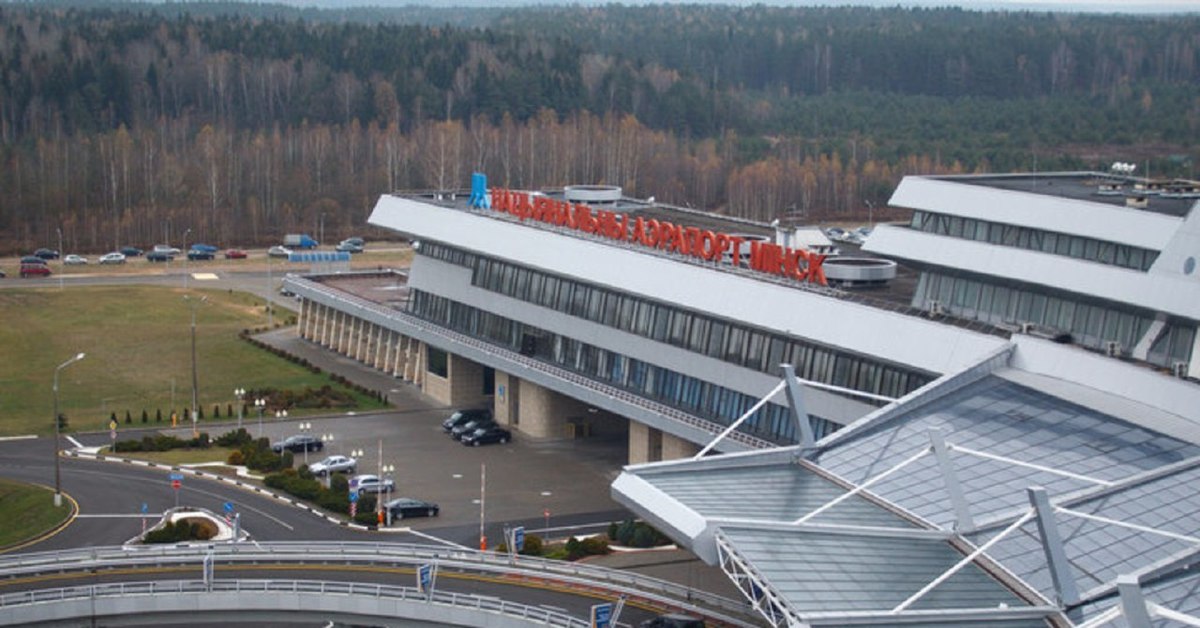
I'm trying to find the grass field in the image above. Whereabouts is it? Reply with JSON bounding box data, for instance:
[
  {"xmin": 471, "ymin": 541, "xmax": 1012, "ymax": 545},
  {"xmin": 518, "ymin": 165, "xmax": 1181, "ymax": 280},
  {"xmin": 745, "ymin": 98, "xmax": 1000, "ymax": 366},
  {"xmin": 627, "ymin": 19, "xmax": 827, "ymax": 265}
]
[
  {"xmin": 0, "ymin": 479, "xmax": 70, "ymax": 548},
  {"xmin": 0, "ymin": 285, "xmax": 386, "ymax": 437}
]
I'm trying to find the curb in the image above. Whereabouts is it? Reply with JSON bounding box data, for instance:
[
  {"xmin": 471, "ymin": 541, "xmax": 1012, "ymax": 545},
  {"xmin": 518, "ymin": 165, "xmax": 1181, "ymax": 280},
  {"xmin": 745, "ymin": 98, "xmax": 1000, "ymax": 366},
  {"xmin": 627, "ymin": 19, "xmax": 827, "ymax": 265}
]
[{"xmin": 66, "ymin": 449, "xmax": 389, "ymax": 532}]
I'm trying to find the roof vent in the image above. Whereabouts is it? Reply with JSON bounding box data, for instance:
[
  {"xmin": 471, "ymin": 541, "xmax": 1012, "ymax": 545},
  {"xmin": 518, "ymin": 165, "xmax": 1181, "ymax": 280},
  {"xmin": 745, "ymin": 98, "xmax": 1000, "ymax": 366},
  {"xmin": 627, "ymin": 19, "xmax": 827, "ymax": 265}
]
[{"xmin": 564, "ymin": 185, "xmax": 622, "ymax": 204}]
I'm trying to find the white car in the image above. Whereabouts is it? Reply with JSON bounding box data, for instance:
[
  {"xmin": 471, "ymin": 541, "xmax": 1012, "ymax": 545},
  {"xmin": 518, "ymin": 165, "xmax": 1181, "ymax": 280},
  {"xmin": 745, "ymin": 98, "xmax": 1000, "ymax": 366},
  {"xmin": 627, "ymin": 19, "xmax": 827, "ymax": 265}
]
[
  {"xmin": 63, "ymin": 254, "xmax": 88, "ymax": 265},
  {"xmin": 153, "ymin": 244, "xmax": 182, "ymax": 256},
  {"xmin": 350, "ymin": 474, "xmax": 395, "ymax": 496},
  {"xmin": 268, "ymin": 245, "xmax": 293, "ymax": 258},
  {"xmin": 309, "ymin": 455, "xmax": 356, "ymax": 476},
  {"xmin": 99, "ymin": 252, "xmax": 126, "ymax": 265}
]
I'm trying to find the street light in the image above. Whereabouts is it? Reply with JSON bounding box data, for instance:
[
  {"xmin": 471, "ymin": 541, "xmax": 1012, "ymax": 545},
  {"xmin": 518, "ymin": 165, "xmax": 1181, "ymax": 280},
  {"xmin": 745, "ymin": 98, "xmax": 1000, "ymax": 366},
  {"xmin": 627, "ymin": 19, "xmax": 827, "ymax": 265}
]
[
  {"xmin": 53, "ymin": 352, "xmax": 86, "ymax": 507},
  {"xmin": 234, "ymin": 388, "xmax": 246, "ymax": 430},
  {"xmin": 382, "ymin": 463, "xmax": 396, "ymax": 526},
  {"xmin": 350, "ymin": 448, "xmax": 365, "ymax": 497},
  {"xmin": 254, "ymin": 397, "xmax": 266, "ymax": 438},
  {"xmin": 299, "ymin": 421, "xmax": 312, "ymax": 466},
  {"xmin": 56, "ymin": 227, "xmax": 64, "ymax": 291},
  {"xmin": 184, "ymin": 295, "xmax": 207, "ymax": 438},
  {"xmin": 321, "ymin": 433, "xmax": 335, "ymax": 487}
]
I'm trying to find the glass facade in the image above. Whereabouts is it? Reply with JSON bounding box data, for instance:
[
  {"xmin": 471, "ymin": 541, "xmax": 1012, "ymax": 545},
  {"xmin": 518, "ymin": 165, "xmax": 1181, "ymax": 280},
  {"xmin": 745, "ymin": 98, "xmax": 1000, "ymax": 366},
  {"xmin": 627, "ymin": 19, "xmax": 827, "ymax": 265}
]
[
  {"xmin": 408, "ymin": 242, "xmax": 939, "ymax": 445},
  {"xmin": 909, "ymin": 210, "xmax": 1159, "ymax": 271},
  {"xmin": 916, "ymin": 270, "xmax": 1195, "ymax": 366}
]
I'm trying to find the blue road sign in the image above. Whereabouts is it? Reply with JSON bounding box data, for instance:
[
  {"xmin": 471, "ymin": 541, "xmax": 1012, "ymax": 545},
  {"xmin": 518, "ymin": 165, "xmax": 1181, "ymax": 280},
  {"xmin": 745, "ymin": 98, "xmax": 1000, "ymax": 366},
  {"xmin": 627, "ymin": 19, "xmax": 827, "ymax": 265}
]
[
  {"xmin": 513, "ymin": 526, "xmax": 525, "ymax": 552},
  {"xmin": 223, "ymin": 502, "xmax": 234, "ymax": 513},
  {"xmin": 168, "ymin": 472, "xmax": 184, "ymax": 481},
  {"xmin": 348, "ymin": 490, "xmax": 359, "ymax": 503},
  {"xmin": 591, "ymin": 603, "xmax": 613, "ymax": 628},
  {"xmin": 140, "ymin": 502, "xmax": 148, "ymax": 514},
  {"xmin": 417, "ymin": 564, "xmax": 434, "ymax": 593}
]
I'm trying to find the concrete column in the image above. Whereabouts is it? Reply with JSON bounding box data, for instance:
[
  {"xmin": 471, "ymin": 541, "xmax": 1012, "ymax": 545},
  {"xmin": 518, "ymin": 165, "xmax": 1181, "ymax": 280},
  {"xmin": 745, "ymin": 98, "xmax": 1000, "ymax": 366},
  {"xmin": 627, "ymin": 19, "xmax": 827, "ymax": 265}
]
[
  {"xmin": 512, "ymin": 380, "xmax": 586, "ymax": 439},
  {"xmin": 354, "ymin": 319, "xmax": 367, "ymax": 362},
  {"xmin": 629, "ymin": 422, "xmax": 658, "ymax": 465},
  {"xmin": 661, "ymin": 432, "xmax": 700, "ymax": 461},
  {"xmin": 337, "ymin": 312, "xmax": 350, "ymax": 355}
]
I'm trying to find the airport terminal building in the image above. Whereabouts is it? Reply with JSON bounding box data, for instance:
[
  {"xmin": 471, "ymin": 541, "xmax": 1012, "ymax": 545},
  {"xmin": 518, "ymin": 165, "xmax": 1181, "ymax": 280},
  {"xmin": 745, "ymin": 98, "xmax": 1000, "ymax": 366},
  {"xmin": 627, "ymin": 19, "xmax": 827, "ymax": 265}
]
[{"xmin": 284, "ymin": 171, "xmax": 1200, "ymax": 627}]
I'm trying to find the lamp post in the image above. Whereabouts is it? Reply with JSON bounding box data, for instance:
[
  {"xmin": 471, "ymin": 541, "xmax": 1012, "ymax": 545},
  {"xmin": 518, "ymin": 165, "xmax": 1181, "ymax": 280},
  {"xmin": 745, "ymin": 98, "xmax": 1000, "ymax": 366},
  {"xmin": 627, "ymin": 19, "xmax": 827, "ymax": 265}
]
[
  {"xmin": 382, "ymin": 463, "xmax": 395, "ymax": 526},
  {"xmin": 350, "ymin": 448, "xmax": 365, "ymax": 510},
  {"xmin": 299, "ymin": 421, "xmax": 312, "ymax": 466},
  {"xmin": 864, "ymin": 199, "xmax": 875, "ymax": 230},
  {"xmin": 234, "ymin": 388, "xmax": 245, "ymax": 430},
  {"xmin": 254, "ymin": 397, "xmax": 266, "ymax": 438},
  {"xmin": 184, "ymin": 295, "xmax": 207, "ymax": 438},
  {"xmin": 56, "ymin": 227, "xmax": 64, "ymax": 291},
  {"xmin": 321, "ymin": 433, "xmax": 335, "ymax": 487},
  {"xmin": 53, "ymin": 352, "xmax": 86, "ymax": 507},
  {"xmin": 182, "ymin": 227, "xmax": 192, "ymax": 290},
  {"xmin": 267, "ymin": 252, "xmax": 274, "ymax": 328}
]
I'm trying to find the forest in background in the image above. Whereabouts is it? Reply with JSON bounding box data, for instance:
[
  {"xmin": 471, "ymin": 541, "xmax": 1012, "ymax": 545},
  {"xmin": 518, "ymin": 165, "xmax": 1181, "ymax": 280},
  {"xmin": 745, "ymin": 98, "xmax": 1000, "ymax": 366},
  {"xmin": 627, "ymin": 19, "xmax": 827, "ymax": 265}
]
[{"xmin": 0, "ymin": 2, "xmax": 1197, "ymax": 253}]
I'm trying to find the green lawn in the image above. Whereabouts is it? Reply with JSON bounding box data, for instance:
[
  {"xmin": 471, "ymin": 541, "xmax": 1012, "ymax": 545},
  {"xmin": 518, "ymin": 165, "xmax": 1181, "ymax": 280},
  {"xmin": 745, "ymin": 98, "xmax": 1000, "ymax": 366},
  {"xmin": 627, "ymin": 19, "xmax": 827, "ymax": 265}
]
[
  {"xmin": 0, "ymin": 285, "xmax": 385, "ymax": 437},
  {"xmin": 0, "ymin": 479, "xmax": 70, "ymax": 548}
]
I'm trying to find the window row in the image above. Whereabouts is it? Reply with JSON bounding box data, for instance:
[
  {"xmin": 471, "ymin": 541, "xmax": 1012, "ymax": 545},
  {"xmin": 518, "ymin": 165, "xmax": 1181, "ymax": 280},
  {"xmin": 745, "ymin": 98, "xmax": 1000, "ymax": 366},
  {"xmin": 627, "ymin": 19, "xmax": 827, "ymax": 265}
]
[
  {"xmin": 917, "ymin": 271, "xmax": 1194, "ymax": 366},
  {"xmin": 909, "ymin": 211, "xmax": 1158, "ymax": 271},
  {"xmin": 462, "ymin": 254, "xmax": 932, "ymax": 400},
  {"xmin": 409, "ymin": 290, "xmax": 840, "ymax": 445}
]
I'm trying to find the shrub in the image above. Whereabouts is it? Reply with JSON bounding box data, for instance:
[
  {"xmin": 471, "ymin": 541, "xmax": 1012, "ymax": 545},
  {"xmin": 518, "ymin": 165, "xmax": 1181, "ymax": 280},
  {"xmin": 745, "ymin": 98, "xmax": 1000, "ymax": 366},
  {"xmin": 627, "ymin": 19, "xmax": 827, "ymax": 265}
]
[
  {"xmin": 156, "ymin": 409, "xmax": 162, "ymax": 422},
  {"xmin": 141, "ymin": 409, "xmax": 148, "ymax": 423},
  {"xmin": 607, "ymin": 522, "xmax": 619, "ymax": 540},
  {"xmin": 581, "ymin": 536, "xmax": 610, "ymax": 556},
  {"xmin": 227, "ymin": 450, "xmax": 245, "ymax": 466},
  {"xmin": 213, "ymin": 404, "xmax": 221, "ymax": 418},
  {"xmin": 330, "ymin": 474, "xmax": 349, "ymax": 494},
  {"xmin": 520, "ymin": 534, "xmax": 544, "ymax": 556},
  {"xmin": 125, "ymin": 410, "xmax": 132, "ymax": 424}
]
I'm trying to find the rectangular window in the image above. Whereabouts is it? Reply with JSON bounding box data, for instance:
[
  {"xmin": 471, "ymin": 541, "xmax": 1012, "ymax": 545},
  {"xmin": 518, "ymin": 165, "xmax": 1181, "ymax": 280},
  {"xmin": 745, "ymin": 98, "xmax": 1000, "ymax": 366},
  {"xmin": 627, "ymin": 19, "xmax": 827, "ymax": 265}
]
[
  {"xmin": 427, "ymin": 347, "xmax": 448, "ymax": 378},
  {"xmin": 708, "ymin": 321, "xmax": 728, "ymax": 358}
]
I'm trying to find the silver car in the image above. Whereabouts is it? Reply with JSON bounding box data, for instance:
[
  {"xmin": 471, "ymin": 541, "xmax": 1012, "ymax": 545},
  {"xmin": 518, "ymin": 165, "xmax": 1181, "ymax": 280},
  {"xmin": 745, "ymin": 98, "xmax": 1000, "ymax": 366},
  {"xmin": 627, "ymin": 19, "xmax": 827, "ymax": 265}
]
[{"xmin": 309, "ymin": 455, "xmax": 356, "ymax": 476}]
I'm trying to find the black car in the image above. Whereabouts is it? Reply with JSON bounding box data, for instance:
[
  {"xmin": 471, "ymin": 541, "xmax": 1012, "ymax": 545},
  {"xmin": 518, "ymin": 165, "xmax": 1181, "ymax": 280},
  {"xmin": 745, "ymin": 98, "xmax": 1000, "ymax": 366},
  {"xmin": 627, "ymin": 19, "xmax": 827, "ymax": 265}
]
[
  {"xmin": 271, "ymin": 434, "xmax": 324, "ymax": 454},
  {"xmin": 460, "ymin": 425, "xmax": 512, "ymax": 447},
  {"xmin": 119, "ymin": 246, "xmax": 144, "ymax": 257},
  {"xmin": 450, "ymin": 418, "xmax": 496, "ymax": 440},
  {"xmin": 20, "ymin": 255, "xmax": 47, "ymax": 265},
  {"xmin": 186, "ymin": 249, "xmax": 214, "ymax": 261},
  {"xmin": 145, "ymin": 250, "xmax": 174, "ymax": 262},
  {"xmin": 384, "ymin": 497, "xmax": 439, "ymax": 521},
  {"xmin": 442, "ymin": 408, "xmax": 492, "ymax": 433},
  {"xmin": 33, "ymin": 248, "xmax": 60, "ymax": 260}
]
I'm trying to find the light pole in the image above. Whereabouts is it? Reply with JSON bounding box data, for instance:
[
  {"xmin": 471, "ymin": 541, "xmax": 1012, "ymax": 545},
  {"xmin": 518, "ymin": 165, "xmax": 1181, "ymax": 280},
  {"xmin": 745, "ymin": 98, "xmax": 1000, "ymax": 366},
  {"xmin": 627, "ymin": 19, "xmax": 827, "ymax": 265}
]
[
  {"xmin": 234, "ymin": 388, "xmax": 245, "ymax": 430},
  {"xmin": 267, "ymin": 252, "xmax": 274, "ymax": 328},
  {"xmin": 53, "ymin": 352, "xmax": 86, "ymax": 507},
  {"xmin": 254, "ymin": 397, "xmax": 266, "ymax": 437},
  {"xmin": 56, "ymin": 227, "xmax": 64, "ymax": 291},
  {"xmin": 351, "ymin": 448, "xmax": 365, "ymax": 510},
  {"xmin": 321, "ymin": 433, "xmax": 335, "ymax": 487},
  {"xmin": 182, "ymin": 227, "xmax": 192, "ymax": 290},
  {"xmin": 299, "ymin": 421, "xmax": 312, "ymax": 466},
  {"xmin": 184, "ymin": 295, "xmax": 207, "ymax": 438},
  {"xmin": 382, "ymin": 463, "xmax": 395, "ymax": 526},
  {"xmin": 864, "ymin": 199, "xmax": 875, "ymax": 229}
]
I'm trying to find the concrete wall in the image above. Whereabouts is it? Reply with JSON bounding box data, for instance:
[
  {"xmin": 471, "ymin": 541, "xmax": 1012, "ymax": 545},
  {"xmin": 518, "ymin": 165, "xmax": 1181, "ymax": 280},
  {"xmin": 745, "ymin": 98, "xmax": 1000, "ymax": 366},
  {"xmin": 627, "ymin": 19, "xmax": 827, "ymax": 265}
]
[
  {"xmin": 662, "ymin": 432, "xmax": 701, "ymax": 460},
  {"xmin": 517, "ymin": 380, "xmax": 589, "ymax": 439},
  {"xmin": 448, "ymin": 354, "xmax": 493, "ymax": 409}
]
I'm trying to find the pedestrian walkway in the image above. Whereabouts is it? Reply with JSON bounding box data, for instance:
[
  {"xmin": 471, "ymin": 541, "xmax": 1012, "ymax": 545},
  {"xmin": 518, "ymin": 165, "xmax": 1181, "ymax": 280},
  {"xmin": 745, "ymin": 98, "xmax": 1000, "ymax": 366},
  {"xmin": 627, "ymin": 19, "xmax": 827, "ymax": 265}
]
[{"xmin": 254, "ymin": 328, "xmax": 444, "ymax": 415}]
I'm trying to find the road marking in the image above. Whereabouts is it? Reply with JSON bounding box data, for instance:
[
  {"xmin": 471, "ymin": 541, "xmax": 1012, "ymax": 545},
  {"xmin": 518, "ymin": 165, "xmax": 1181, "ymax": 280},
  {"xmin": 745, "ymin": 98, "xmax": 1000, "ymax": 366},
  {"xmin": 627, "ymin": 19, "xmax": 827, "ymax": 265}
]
[
  {"xmin": 405, "ymin": 529, "xmax": 470, "ymax": 549},
  {"xmin": 0, "ymin": 435, "xmax": 37, "ymax": 442},
  {"xmin": 192, "ymin": 272, "xmax": 219, "ymax": 280},
  {"xmin": 75, "ymin": 514, "xmax": 152, "ymax": 519},
  {"xmin": 66, "ymin": 436, "xmax": 84, "ymax": 448}
]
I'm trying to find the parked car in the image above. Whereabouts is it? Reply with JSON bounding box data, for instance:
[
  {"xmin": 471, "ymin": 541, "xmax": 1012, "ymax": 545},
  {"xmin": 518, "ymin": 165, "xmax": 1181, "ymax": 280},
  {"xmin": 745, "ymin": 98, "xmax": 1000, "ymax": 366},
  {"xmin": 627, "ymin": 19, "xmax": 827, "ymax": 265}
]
[
  {"xmin": 0, "ymin": 269, "xmax": 6, "ymax": 278},
  {"xmin": 63, "ymin": 254, "xmax": 88, "ymax": 265},
  {"xmin": 186, "ymin": 249, "xmax": 215, "ymax": 261},
  {"xmin": 119, "ymin": 246, "xmax": 143, "ymax": 257},
  {"xmin": 442, "ymin": 408, "xmax": 492, "ymax": 433},
  {"xmin": 460, "ymin": 425, "xmax": 512, "ymax": 447},
  {"xmin": 336, "ymin": 240, "xmax": 364, "ymax": 253},
  {"xmin": 451, "ymin": 417, "xmax": 497, "ymax": 440},
  {"xmin": 20, "ymin": 255, "xmax": 47, "ymax": 265},
  {"xmin": 153, "ymin": 244, "xmax": 182, "ymax": 255},
  {"xmin": 145, "ymin": 250, "xmax": 174, "ymax": 262},
  {"xmin": 351, "ymin": 474, "xmax": 395, "ymax": 496},
  {"xmin": 342, "ymin": 237, "xmax": 365, "ymax": 247},
  {"xmin": 308, "ymin": 454, "xmax": 357, "ymax": 476},
  {"xmin": 384, "ymin": 497, "xmax": 439, "ymax": 521},
  {"xmin": 20, "ymin": 264, "xmax": 51, "ymax": 277},
  {"xmin": 99, "ymin": 252, "xmax": 127, "ymax": 265},
  {"xmin": 268, "ymin": 245, "xmax": 293, "ymax": 258},
  {"xmin": 34, "ymin": 248, "xmax": 60, "ymax": 260},
  {"xmin": 640, "ymin": 614, "xmax": 705, "ymax": 628},
  {"xmin": 224, "ymin": 249, "xmax": 248, "ymax": 259},
  {"xmin": 189, "ymin": 243, "xmax": 219, "ymax": 253},
  {"xmin": 270, "ymin": 434, "xmax": 324, "ymax": 454}
]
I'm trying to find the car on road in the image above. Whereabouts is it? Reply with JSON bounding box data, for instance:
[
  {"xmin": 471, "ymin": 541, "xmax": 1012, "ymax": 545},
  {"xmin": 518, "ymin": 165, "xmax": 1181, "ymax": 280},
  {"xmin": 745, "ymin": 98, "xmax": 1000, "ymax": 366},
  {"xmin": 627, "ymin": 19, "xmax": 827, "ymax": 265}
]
[
  {"xmin": 640, "ymin": 614, "xmax": 706, "ymax": 628},
  {"xmin": 63, "ymin": 254, "xmax": 88, "ymax": 265},
  {"xmin": 351, "ymin": 474, "xmax": 395, "ymax": 496},
  {"xmin": 308, "ymin": 454, "xmax": 356, "ymax": 476},
  {"xmin": 384, "ymin": 497, "xmax": 439, "ymax": 521},
  {"xmin": 34, "ymin": 248, "xmax": 60, "ymax": 260},
  {"xmin": 152, "ymin": 244, "xmax": 182, "ymax": 255},
  {"xmin": 460, "ymin": 424, "xmax": 512, "ymax": 447},
  {"xmin": 186, "ymin": 249, "xmax": 214, "ymax": 261},
  {"xmin": 119, "ymin": 246, "xmax": 143, "ymax": 257},
  {"xmin": 20, "ymin": 255, "xmax": 47, "ymax": 265},
  {"xmin": 442, "ymin": 408, "xmax": 492, "ymax": 433},
  {"xmin": 342, "ymin": 237, "xmax": 365, "ymax": 247},
  {"xmin": 145, "ymin": 250, "xmax": 174, "ymax": 262},
  {"xmin": 271, "ymin": 434, "xmax": 324, "ymax": 454},
  {"xmin": 99, "ymin": 252, "xmax": 127, "ymax": 264},
  {"xmin": 450, "ymin": 417, "xmax": 497, "ymax": 440},
  {"xmin": 189, "ymin": 243, "xmax": 219, "ymax": 253},
  {"xmin": 336, "ymin": 240, "xmax": 364, "ymax": 253},
  {"xmin": 20, "ymin": 264, "xmax": 52, "ymax": 277},
  {"xmin": 267, "ymin": 245, "xmax": 293, "ymax": 258},
  {"xmin": 224, "ymin": 249, "xmax": 248, "ymax": 259}
]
